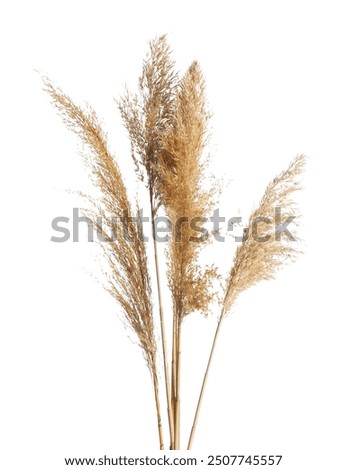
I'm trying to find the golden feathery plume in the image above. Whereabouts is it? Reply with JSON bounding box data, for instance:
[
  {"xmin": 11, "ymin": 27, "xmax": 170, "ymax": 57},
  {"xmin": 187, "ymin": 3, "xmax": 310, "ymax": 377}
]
[
  {"xmin": 43, "ymin": 78, "xmax": 164, "ymax": 449},
  {"xmin": 159, "ymin": 61, "xmax": 218, "ymax": 448},
  {"xmin": 160, "ymin": 61, "xmax": 217, "ymax": 318},
  {"xmin": 224, "ymin": 154, "xmax": 306, "ymax": 312},
  {"xmin": 118, "ymin": 34, "xmax": 178, "ymax": 207},
  {"xmin": 188, "ymin": 154, "xmax": 306, "ymax": 449},
  {"xmin": 118, "ymin": 35, "xmax": 178, "ymax": 448}
]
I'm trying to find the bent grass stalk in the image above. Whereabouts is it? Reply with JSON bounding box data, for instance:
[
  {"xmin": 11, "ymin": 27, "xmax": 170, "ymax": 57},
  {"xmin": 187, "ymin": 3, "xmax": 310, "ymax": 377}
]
[{"xmin": 188, "ymin": 154, "xmax": 306, "ymax": 449}]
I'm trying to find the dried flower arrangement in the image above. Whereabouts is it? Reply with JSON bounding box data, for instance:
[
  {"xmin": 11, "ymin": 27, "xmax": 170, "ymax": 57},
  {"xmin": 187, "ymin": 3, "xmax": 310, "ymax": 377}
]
[{"xmin": 44, "ymin": 35, "xmax": 305, "ymax": 450}]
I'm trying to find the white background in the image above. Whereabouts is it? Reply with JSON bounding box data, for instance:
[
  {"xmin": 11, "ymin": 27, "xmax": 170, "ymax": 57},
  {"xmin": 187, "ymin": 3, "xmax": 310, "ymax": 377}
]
[{"xmin": 1, "ymin": 1, "xmax": 346, "ymax": 469}]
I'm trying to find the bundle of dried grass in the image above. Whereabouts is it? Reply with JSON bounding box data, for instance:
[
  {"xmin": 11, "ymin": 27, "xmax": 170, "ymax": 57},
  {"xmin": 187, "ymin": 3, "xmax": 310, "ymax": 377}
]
[{"xmin": 44, "ymin": 37, "xmax": 305, "ymax": 451}]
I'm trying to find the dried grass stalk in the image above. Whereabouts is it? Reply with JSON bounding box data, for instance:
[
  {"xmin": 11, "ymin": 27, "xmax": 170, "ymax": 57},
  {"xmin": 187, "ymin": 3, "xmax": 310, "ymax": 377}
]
[
  {"xmin": 159, "ymin": 62, "xmax": 218, "ymax": 448},
  {"xmin": 118, "ymin": 35, "xmax": 178, "ymax": 448},
  {"xmin": 188, "ymin": 154, "xmax": 306, "ymax": 449},
  {"xmin": 43, "ymin": 78, "xmax": 164, "ymax": 449}
]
